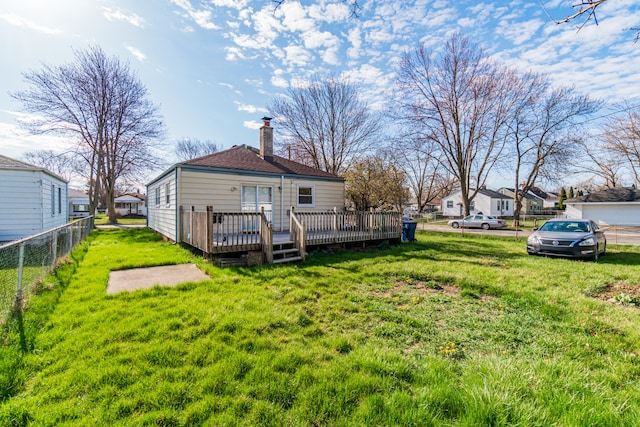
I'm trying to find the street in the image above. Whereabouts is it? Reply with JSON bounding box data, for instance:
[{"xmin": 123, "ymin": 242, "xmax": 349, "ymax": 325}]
[{"xmin": 417, "ymin": 223, "xmax": 640, "ymax": 246}]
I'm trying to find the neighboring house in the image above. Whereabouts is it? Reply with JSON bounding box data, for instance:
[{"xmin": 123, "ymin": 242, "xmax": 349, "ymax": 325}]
[
  {"xmin": 529, "ymin": 187, "xmax": 560, "ymax": 210},
  {"xmin": 0, "ymin": 154, "xmax": 68, "ymax": 242},
  {"xmin": 565, "ymin": 187, "xmax": 640, "ymax": 225},
  {"xmin": 146, "ymin": 118, "xmax": 345, "ymax": 242},
  {"xmin": 68, "ymin": 189, "xmax": 91, "ymax": 218},
  {"xmin": 442, "ymin": 188, "xmax": 513, "ymax": 217},
  {"xmin": 498, "ymin": 188, "xmax": 543, "ymax": 215},
  {"xmin": 115, "ymin": 192, "xmax": 147, "ymax": 217}
]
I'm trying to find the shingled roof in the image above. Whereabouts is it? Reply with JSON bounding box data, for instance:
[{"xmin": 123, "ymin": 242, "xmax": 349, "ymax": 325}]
[
  {"xmin": 0, "ymin": 153, "xmax": 67, "ymax": 182},
  {"xmin": 179, "ymin": 145, "xmax": 342, "ymax": 180},
  {"xmin": 0, "ymin": 154, "xmax": 39, "ymax": 169},
  {"xmin": 567, "ymin": 187, "xmax": 640, "ymax": 203}
]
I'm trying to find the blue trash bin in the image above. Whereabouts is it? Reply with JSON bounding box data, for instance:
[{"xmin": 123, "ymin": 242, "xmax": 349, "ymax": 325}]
[{"xmin": 402, "ymin": 220, "xmax": 417, "ymax": 242}]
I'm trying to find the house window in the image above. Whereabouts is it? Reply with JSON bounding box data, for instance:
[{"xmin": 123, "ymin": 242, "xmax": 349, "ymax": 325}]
[
  {"xmin": 297, "ymin": 185, "xmax": 314, "ymax": 207},
  {"xmin": 58, "ymin": 187, "xmax": 62, "ymax": 214},
  {"xmin": 155, "ymin": 187, "xmax": 160, "ymax": 206},
  {"xmin": 166, "ymin": 183, "xmax": 171, "ymax": 205},
  {"xmin": 505, "ymin": 200, "xmax": 509, "ymax": 210},
  {"xmin": 51, "ymin": 185, "xmax": 55, "ymax": 215},
  {"xmin": 497, "ymin": 200, "xmax": 501, "ymax": 211},
  {"xmin": 73, "ymin": 204, "xmax": 89, "ymax": 212},
  {"xmin": 470, "ymin": 201, "xmax": 475, "ymax": 211},
  {"xmin": 446, "ymin": 201, "xmax": 453, "ymax": 209}
]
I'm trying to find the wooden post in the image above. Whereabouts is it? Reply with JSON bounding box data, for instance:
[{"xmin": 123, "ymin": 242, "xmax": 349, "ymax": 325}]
[
  {"xmin": 333, "ymin": 207, "xmax": 338, "ymax": 242},
  {"xmin": 206, "ymin": 206, "xmax": 213, "ymax": 253},
  {"xmin": 16, "ymin": 242, "xmax": 24, "ymax": 302}
]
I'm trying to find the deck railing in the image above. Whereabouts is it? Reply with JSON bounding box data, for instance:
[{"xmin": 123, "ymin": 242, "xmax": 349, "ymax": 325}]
[
  {"xmin": 180, "ymin": 206, "xmax": 262, "ymax": 254},
  {"xmin": 295, "ymin": 209, "xmax": 402, "ymax": 245},
  {"xmin": 260, "ymin": 208, "xmax": 273, "ymax": 263},
  {"xmin": 179, "ymin": 206, "xmax": 402, "ymax": 261},
  {"xmin": 289, "ymin": 208, "xmax": 306, "ymax": 261}
]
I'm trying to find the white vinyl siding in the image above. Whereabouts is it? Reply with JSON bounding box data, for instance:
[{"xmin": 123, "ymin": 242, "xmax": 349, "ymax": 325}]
[
  {"xmin": 0, "ymin": 169, "xmax": 67, "ymax": 242},
  {"xmin": 147, "ymin": 173, "xmax": 177, "ymax": 241}
]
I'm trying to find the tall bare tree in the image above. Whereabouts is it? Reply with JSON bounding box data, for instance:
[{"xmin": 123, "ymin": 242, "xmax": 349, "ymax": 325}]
[
  {"xmin": 507, "ymin": 79, "xmax": 600, "ymax": 224},
  {"xmin": 22, "ymin": 149, "xmax": 80, "ymax": 183},
  {"xmin": 603, "ymin": 106, "xmax": 640, "ymax": 185},
  {"xmin": 268, "ymin": 74, "xmax": 382, "ymax": 175},
  {"xmin": 13, "ymin": 46, "xmax": 164, "ymax": 223},
  {"xmin": 575, "ymin": 139, "xmax": 625, "ymax": 189},
  {"xmin": 395, "ymin": 33, "xmax": 524, "ymax": 216},
  {"xmin": 387, "ymin": 135, "xmax": 455, "ymax": 212},
  {"xmin": 175, "ymin": 138, "xmax": 220, "ymax": 161}
]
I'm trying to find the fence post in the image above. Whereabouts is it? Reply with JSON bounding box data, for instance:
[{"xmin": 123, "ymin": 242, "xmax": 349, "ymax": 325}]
[
  {"xmin": 51, "ymin": 230, "xmax": 58, "ymax": 271},
  {"xmin": 206, "ymin": 206, "xmax": 214, "ymax": 253},
  {"xmin": 178, "ymin": 206, "xmax": 184, "ymax": 243},
  {"xmin": 16, "ymin": 242, "xmax": 24, "ymax": 303}
]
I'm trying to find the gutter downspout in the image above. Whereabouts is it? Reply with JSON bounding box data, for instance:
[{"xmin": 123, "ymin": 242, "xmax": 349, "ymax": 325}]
[{"xmin": 280, "ymin": 175, "xmax": 284, "ymax": 232}]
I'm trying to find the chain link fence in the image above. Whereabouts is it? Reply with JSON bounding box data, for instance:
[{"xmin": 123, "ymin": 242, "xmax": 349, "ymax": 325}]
[{"xmin": 0, "ymin": 216, "xmax": 94, "ymax": 322}]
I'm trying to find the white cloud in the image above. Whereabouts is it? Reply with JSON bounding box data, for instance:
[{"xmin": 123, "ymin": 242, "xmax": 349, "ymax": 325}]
[
  {"xmin": 211, "ymin": 0, "xmax": 251, "ymax": 9},
  {"xmin": 102, "ymin": 7, "xmax": 146, "ymax": 28},
  {"xmin": 243, "ymin": 120, "xmax": 263, "ymax": 129},
  {"xmin": 284, "ymin": 45, "xmax": 312, "ymax": 67},
  {"xmin": 125, "ymin": 44, "xmax": 146, "ymax": 61},
  {"xmin": 170, "ymin": 0, "xmax": 219, "ymax": 30},
  {"xmin": 234, "ymin": 102, "xmax": 268, "ymax": 114},
  {"xmin": 0, "ymin": 13, "xmax": 61, "ymax": 34},
  {"xmin": 271, "ymin": 69, "xmax": 288, "ymax": 88}
]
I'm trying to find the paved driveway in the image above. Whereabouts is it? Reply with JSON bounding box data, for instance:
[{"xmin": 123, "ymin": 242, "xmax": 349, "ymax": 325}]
[{"xmin": 418, "ymin": 223, "xmax": 640, "ymax": 246}]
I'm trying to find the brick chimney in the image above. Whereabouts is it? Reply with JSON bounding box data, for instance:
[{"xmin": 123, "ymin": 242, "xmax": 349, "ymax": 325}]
[{"xmin": 260, "ymin": 116, "xmax": 273, "ymax": 161}]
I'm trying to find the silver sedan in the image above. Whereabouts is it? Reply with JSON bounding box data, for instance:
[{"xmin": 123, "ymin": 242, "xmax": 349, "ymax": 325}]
[{"xmin": 447, "ymin": 215, "xmax": 507, "ymax": 230}]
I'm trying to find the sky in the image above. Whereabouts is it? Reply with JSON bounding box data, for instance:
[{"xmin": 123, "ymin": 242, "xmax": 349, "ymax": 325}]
[{"xmin": 1, "ymin": 0, "xmax": 639, "ymax": 189}]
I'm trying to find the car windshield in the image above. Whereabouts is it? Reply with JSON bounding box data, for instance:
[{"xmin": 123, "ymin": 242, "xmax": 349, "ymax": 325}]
[{"xmin": 539, "ymin": 221, "xmax": 590, "ymax": 233}]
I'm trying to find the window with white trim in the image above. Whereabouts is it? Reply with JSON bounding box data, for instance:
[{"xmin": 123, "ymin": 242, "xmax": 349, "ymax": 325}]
[
  {"xmin": 446, "ymin": 201, "xmax": 453, "ymax": 208},
  {"xmin": 297, "ymin": 185, "xmax": 315, "ymax": 207},
  {"xmin": 58, "ymin": 187, "xmax": 62, "ymax": 214},
  {"xmin": 155, "ymin": 187, "xmax": 160, "ymax": 206},
  {"xmin": 165, "ymin": 183, "xmax": 170, "ymax": 205}
]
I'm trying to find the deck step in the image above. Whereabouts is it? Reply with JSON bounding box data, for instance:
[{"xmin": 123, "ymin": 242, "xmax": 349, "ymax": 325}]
[
  {"xmin": 272, "ymin": 255, "xmax": 303, "ymax": 264},
  {"xmin": 273, "ymin": 248, "xmax": 299, "ymax": 256}
]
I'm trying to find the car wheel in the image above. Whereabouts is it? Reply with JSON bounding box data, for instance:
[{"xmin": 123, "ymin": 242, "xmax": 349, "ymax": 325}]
[
  {"xmin": 601, "ymin": 242, "xmax": 606, "ymax": 256},
  {"xmin": 451, "ymin": 222, "xmax": 460, "ymax": 229},
  {"xmin": 481, "ymin": 223, "xmax": 490, "ymax": 230}
]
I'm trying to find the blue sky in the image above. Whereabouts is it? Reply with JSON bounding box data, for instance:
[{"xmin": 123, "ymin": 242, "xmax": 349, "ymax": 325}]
[{"xmin": 1, "ymin": 0, "xmax": 639, "ymax": 187}]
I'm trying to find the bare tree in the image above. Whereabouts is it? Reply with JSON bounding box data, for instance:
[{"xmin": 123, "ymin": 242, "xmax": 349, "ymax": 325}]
[
  {"xmin": 507, "ymin": 79, "xmax": 600, "ymax": 224},
  {"xmin": 22, "ymin": 149, "xmax": 80, "ymax": 182},
  {"xmin": 12, "ymin": 46, "xmax": 165, "ymax": 223},
  {"xmin": 574, "ymin": 139, "xmax": 625, "ymax": 189},
  {"xmin": 395, "ymin": 33, "xmax": 524, "ymax": 216},
  {"xmin": 268, "ymin": 74, "xmax": 383, "ymax": 175},
  {"xmin": 344, "ymin": 156, "xmax": 410, "ymax": 211},
  {"xmin": 175, "ymin": 138, "xmax": 220, "ymax": 161},
  {"xmin": 388, "ymin": 135, "xmax": 455, "ymax": 212},
  {"xmin": 603, "ymin": 106, "xmax": 640, "ymax": 184}
]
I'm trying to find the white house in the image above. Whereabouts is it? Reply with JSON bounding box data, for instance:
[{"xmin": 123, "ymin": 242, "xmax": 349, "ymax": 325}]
[
  {"xmin": 68, "ymin": 189, "xmax": 90, "ymax": 218},
  {"xmin": 442, "ymin": 188, "xmax": 513, "ymax": 217},
  {"xmin": 146, "ymin": 118, "xmax": 345, "ymax": 242},
  {"xmin": 114, "ymin": 193, "xmax": 147, "ymax": 217},
  {"xmin": 0, "ymin": 154, "xmax": 68, "ymax": 242},
  {"xmin": 565, "ymin": 187, "xmax": 640, "ymax": 225}
]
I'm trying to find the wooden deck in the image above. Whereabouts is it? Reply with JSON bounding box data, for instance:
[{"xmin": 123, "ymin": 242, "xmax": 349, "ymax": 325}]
[{"xmin": 179, "ymin": 206, "xmax": 402, "ymax": 264}]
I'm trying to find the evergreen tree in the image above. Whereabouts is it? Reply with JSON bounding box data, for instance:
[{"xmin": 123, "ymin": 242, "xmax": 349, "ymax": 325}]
[
  {"xmin": 558, "ymin": 187, "xmax": 566, "ymax": 210},
  {"xmin": 568, "ymin": 187, "xmax": 574, "ymax": 199}
]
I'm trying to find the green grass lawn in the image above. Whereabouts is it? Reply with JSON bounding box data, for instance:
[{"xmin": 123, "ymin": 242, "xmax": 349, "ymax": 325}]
[
  {"xmin": 93, "ymin": 213, "xmax": 147, "ymax": 225},
  {"xmin": 2, "ymin": 229, "xmax": 640, "ymax": 426}
]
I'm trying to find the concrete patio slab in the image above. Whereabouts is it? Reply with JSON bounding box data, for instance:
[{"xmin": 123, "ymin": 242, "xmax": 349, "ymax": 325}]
[{"xmin": 107, "ymin": 263, "xmax": 210, "ymax": 294}]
